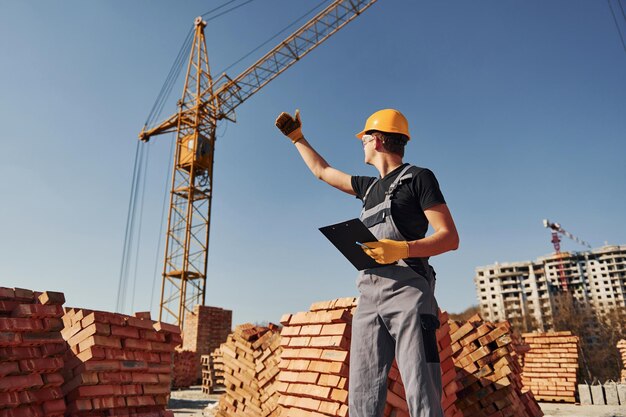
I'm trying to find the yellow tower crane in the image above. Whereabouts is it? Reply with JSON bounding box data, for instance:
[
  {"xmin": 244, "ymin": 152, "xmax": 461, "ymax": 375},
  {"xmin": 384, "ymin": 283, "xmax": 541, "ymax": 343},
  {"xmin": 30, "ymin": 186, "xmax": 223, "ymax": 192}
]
[{"xmin": 139, "ymin": 0, "xmax": 380, "ymax": 328}]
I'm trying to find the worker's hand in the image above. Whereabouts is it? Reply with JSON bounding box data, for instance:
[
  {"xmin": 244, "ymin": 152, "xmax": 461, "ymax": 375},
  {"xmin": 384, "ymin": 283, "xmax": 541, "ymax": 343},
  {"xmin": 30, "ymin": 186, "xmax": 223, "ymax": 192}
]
[
  {"xmin": 275, "ymin": 109, "xmax": 303, "ymax": 144},
  {"xmin": 362, "ymin": 239, "xmax": 409, "ymax": 264}
]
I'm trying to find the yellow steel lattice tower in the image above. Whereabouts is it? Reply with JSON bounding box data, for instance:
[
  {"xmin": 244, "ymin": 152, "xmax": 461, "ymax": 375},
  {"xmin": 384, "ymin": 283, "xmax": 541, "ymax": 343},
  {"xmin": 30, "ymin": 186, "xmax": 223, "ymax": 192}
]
[{"xmin": 139, "ymin": 1, "xmax": 379, "ymax": 329}]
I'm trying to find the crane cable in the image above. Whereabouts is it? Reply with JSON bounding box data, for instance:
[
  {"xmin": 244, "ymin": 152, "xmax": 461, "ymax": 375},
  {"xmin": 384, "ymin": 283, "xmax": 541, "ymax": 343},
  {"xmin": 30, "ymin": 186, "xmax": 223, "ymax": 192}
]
[
  {"xmin": 216, "ymin": 0, "xmax": 332, "ymax": 75},
  {"xmin": 150, "ymin": 135, "xmax": 176, "ymax": 313},
  {"xmin": 116, "ymin": 142, "xmax": 150, "ymax": 314}
]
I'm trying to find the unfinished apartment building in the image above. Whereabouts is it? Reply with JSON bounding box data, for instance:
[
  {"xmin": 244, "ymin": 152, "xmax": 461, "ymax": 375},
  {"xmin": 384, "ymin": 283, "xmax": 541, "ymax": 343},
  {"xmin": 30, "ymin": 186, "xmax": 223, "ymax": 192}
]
[{"xmin": 474, "ymin": 245, "xmax": 626, "ymax": 331}]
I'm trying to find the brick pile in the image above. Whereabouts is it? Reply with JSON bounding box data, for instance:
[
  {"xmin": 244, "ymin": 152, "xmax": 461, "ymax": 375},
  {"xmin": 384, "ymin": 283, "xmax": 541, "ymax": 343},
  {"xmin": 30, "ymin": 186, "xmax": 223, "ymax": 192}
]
[
  {"xmin": 277, "ymin": 297, "xmax": 355, "ymax": 417},
  {"xmin": 215, "ymin": 323, "xmax": 282, "ymax": 417},
  {"xmin": 521, "ymin": 331, "xmax": 579, "ymax": 403},
  {"xmin": 183, "ymin": 305, "xmax": 232, "ymax": 382},
  {"xmin": 172, "ymin": 349, "xmax": 198, "ymax": 388},
  {"xmin": 384, "ymin": 310, "xmax": 461, "ymax": 417},
  {"xmin": 61, "ymin": 308, "xmax": 181, "ymax": 417},
  {"xmin": 448, "ymin": 315, "xmax": 542, "ymax": 417},
  {"xmin": 201, "ymin": 347, "xmax": 225, "ymax": 394},
  {"xmin": 0, "ymin": 288, "xmax": 67, "ymax": 417},
  {"xmin": 618, "ymin": 339, "xmax": 626, "ymax": 382}
]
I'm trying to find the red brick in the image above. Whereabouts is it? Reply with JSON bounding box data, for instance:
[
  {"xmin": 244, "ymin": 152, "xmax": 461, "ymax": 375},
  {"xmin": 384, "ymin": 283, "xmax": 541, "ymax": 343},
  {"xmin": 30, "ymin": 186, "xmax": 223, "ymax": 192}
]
[
  {"xmin": 20, "ymin": 332, "xmax": 64, "ymax": 345},
  {"xmin": 40, "ymin": 343, "xmax": 66, "ymax": 358},
  {"xmin": 104, "ymin": 347, "xmax": 135, "ymax": 361},
  {"xmin": 81, "ymin": 360, "xmax": 121, "ymax": 372},
  {"xmin": 0, "ymin": 346, "xmax": 40, "ymax": 360},
  {"xmin": 19, "ymin": 357, "xmax": 63, "ymax": 373},
  {"xmin": 75, "ymin": 384, "xmax": 121, "ymax": 398},
  {"xmin": 11, "ymin": 304, "xmax": 63, "ymax": 319},
  {"xmin": 131, "ymin": 372, "xmax": 159, "ymax": 384},
  {"xmin": 91, "ymin": 395, "xmax": 126, "ymax": 409},
  {"xmin": 42, "ymin": 399, "xmax": 66, "ymax": 415},
  {"xmin": 134, "ymin": 311, "xmax": 152, "ymax": 320},
  {"xmin": 0, "ymin": 318, "xmax": 43, "ymax": 332},
  {"xmin": 121, "ymin": 384, "xmax": 143, "ymax": 396},
  {"xmin": 78, "ymin": 335, "xmax": 121, "ymax": 351},
  {"xmin": 153, "ymin": 321, "xmax": 180, "ymax": 334},
  {"xmin": 140, "ymin": 329, "xmax": 166, "ymax": 342},
  {"xmin": 0, "ymin": 332, "xmax": 22, "ymax": 346},
  {"xmin": 81, "ymin": 311, "xmax": 126, "ymax": 327},
  {"xmin": 167, "ymin": 332, "xmax": 183, "ymax": 345},
  {"xmin": 13, "ymin": 288, "xmax": 35, "ymax": 301},
  {"xmin": 0, "ymin": 373, "xmax": 43, "ymax": 392},
  {"xmin": 0, "ymin": 301, "xmax": 20, "ymax": 314},
  {"xmin": 0, "ymin": 361, "xmax": 20, "ymax": 376},
  {"xmin": 110, "ymin": 324, "xmax": 140, "ymax": 339},
  {"xmin": 37, "ymin": 292, "xmax": 65, "ymax": 306},
  {"xmin": 126, "ymin": 316, "xmax": 154, "ymax": 330},
  {"xmin": 125, "ymin": 395, "xmax": 156, "ymax": 406},
  {"xmin": 123, "ymin": 338, "xmax": 152, "ymax": 351},
  {"xmin": 97, "ymin": 371, "xmax": 132, "ymax": 384},
  {"xmin": 41, "ymin": 318, "xmax": 64, "ymax": 332},
  {"xmin": 147, "ymin": 363, "xmax": 171, "ymax": 374},
  {"xmin": 42, "ymin": 373, "xmax": 64, "ymax": 387},
  {"xmin": 6, "ymin": 404, "xmax": 44, "ymax": 417},
  {"xmin": 0, "ymin": 391, "xmax": 20, "ymax": 407},
  {"xmin": 76, "ymin": 346, "xmax": 106, "ymax": 362},
  {"xmin": 0, "ymin": 287, "xmax": 16, "ymax": 300},
  {"xmin": 142, "ymin": 384, "xmax": 170, "ymax": 394}
]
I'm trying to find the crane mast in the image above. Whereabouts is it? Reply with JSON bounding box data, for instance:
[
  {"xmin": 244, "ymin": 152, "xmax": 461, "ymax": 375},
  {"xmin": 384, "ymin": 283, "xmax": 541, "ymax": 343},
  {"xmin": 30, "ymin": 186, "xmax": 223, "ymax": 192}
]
[
  {"xmin": 140, "ymin": 0, "xmax": 379, "ymax": 328},
  {"xmin": 543, "ymin": 219, "xmax": 591, "ymax": 292}
]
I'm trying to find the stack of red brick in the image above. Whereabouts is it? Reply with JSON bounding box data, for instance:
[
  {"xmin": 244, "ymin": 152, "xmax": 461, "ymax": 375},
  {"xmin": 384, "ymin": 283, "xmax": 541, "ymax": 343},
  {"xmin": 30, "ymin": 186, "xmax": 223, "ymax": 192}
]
[
  {"xmin": 618, "ymin": 339, "xmax": 626, "ymax": 382},
  {"xmin": 182, "ymin": 305, "xmax": 232, "ymax": 382},
  {"xmin": 61, "ymin": 308, "xmax": 181, "ymax": 417},
  {"xmin": 0, "ymin": 288, "xmax": 67, "ymax": 417},
  {"xmin": 277, "ymin": 297, "xmax": 355, "ymax": 417},
  {"xmin": 449, "ymin": 316, "xmax": 542, "ymax": 417},
  {"xmin": 521, "ymin": 331, "xmax": 579, "ymax": 403},
  {"xmin": 172, "ymin": 349, "xmax": 197, "ymax": 389},
  {"xmin": 215, "ymin": 324, "xmax": 282, "ymax": 417},
  {"xmin": 384, "ymin": 310, "xmax": 461, "ymax": 417},
  {"xmin": 201, "ymin": 347, "xmax": 225, "ymax": 394}
]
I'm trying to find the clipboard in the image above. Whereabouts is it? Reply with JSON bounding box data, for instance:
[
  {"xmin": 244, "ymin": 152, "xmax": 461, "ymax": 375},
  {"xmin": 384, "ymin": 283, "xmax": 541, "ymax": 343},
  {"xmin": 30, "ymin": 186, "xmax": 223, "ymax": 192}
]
[{"xmin": 319, "ymin": 218, "xmax": 380, "ymax": 271}]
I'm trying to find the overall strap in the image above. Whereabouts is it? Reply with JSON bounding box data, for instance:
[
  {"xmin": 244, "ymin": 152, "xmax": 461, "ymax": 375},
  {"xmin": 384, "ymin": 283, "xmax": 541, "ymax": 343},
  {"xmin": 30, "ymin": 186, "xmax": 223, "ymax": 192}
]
[{"xmin": 385, "ymin": 164, "xmax": 413, "ymax": 198}]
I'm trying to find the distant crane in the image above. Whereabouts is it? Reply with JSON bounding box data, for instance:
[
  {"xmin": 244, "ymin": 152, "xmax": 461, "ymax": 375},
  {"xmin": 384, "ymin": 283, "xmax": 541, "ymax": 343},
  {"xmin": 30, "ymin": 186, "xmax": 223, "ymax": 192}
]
[
  {"xmin": 139, "ymin": 0, "xmax": 380, "ymax": 329},
  {"xmin": 543, "ymin": 219, "xmax": 591, "ymax": 291}
]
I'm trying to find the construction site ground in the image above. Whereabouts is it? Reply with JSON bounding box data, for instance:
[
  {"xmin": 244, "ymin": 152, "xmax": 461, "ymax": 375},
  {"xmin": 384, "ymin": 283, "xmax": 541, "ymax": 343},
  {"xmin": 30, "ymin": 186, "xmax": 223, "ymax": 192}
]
[{"xmin": 168, "ymin": 387, "xmax": 626, "ymax": 417}]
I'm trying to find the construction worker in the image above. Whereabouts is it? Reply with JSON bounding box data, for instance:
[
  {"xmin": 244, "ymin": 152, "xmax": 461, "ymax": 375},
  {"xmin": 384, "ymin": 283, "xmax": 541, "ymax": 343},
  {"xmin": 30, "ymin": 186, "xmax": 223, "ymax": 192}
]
[{"xmin": 275, "ymin": 108, "xmax": 459, "ymax": 417}]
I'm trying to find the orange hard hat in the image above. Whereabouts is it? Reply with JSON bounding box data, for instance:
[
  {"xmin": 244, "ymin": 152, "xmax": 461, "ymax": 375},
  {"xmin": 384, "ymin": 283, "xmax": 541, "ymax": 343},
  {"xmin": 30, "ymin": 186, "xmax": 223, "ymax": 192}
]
[{"xmin": 355, "ymin": 109, "xmax": 410, "ymax": 140}]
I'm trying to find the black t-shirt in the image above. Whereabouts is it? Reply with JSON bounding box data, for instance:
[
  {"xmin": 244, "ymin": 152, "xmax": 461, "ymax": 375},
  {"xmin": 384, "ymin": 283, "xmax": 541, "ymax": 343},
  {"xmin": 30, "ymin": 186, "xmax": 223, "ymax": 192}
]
[{"xmin": 351, "ymin": 164, "xmax": 446, "ymax": 241}]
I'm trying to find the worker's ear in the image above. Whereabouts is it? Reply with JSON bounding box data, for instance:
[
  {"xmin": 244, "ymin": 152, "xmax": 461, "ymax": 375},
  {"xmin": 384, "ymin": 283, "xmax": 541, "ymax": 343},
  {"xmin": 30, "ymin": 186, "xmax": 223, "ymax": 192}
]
[{"xmin": 374, "ymin": 137, "xmax": 384, "ymax": 152}]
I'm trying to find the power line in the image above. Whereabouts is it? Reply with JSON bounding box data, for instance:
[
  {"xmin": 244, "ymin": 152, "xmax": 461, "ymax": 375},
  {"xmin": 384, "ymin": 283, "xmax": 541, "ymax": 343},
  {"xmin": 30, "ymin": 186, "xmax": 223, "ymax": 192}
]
[
  {"xmin": 202, "ymin": 0, "xmax": 258, "ymax": 22},
  {"xmin": 608, "ymin": 0, "xmax": 626, "ymax": 55},
  {"xmin": 200, "ymin": 0, "xmax": 239, "ymax": 18}
]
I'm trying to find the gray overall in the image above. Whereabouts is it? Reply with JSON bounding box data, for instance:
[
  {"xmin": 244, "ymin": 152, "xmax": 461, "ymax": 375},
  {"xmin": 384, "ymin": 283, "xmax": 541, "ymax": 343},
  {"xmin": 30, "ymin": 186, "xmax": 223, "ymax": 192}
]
[{"xmin": 349, "ymin": 164, "xmax": 443, "ymax": 417}]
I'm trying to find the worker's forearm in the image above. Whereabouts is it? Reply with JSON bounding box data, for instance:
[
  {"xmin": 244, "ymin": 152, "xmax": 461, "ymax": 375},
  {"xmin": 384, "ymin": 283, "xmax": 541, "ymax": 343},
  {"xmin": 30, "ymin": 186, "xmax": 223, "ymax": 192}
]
[
  {"xmin": 293, "ymin": 137, "xmax": 331, "ymax": 179},
  {"xmin": 407, "ymin": 230, "xmax": 459, "ymax": 258}
]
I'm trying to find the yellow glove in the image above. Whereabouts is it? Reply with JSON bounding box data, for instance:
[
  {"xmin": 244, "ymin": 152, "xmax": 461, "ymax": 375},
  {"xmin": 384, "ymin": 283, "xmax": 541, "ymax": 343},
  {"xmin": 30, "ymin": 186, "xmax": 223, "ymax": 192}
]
[
  {"xmin": 275, "ymin": 109, "xmax": 303, "ymax": 143},
  {"xmin": 362, "ymin": 239, "xmax": 409, "ymax": 264}
]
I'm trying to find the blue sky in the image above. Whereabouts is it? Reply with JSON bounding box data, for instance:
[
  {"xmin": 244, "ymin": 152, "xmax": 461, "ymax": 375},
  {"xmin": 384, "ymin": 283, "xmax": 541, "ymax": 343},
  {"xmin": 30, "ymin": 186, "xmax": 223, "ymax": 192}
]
[{"xmin": 1, "ymin": 1, "xmax": 625, "ymax": 327}]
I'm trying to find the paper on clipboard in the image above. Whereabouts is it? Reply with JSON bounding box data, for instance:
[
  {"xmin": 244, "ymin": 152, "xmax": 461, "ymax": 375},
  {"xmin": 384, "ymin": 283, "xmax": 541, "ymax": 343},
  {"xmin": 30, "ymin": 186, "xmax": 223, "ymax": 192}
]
[{"xmin": 319, "ymin": 218, "xmax": 380, "ymax": 271}]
